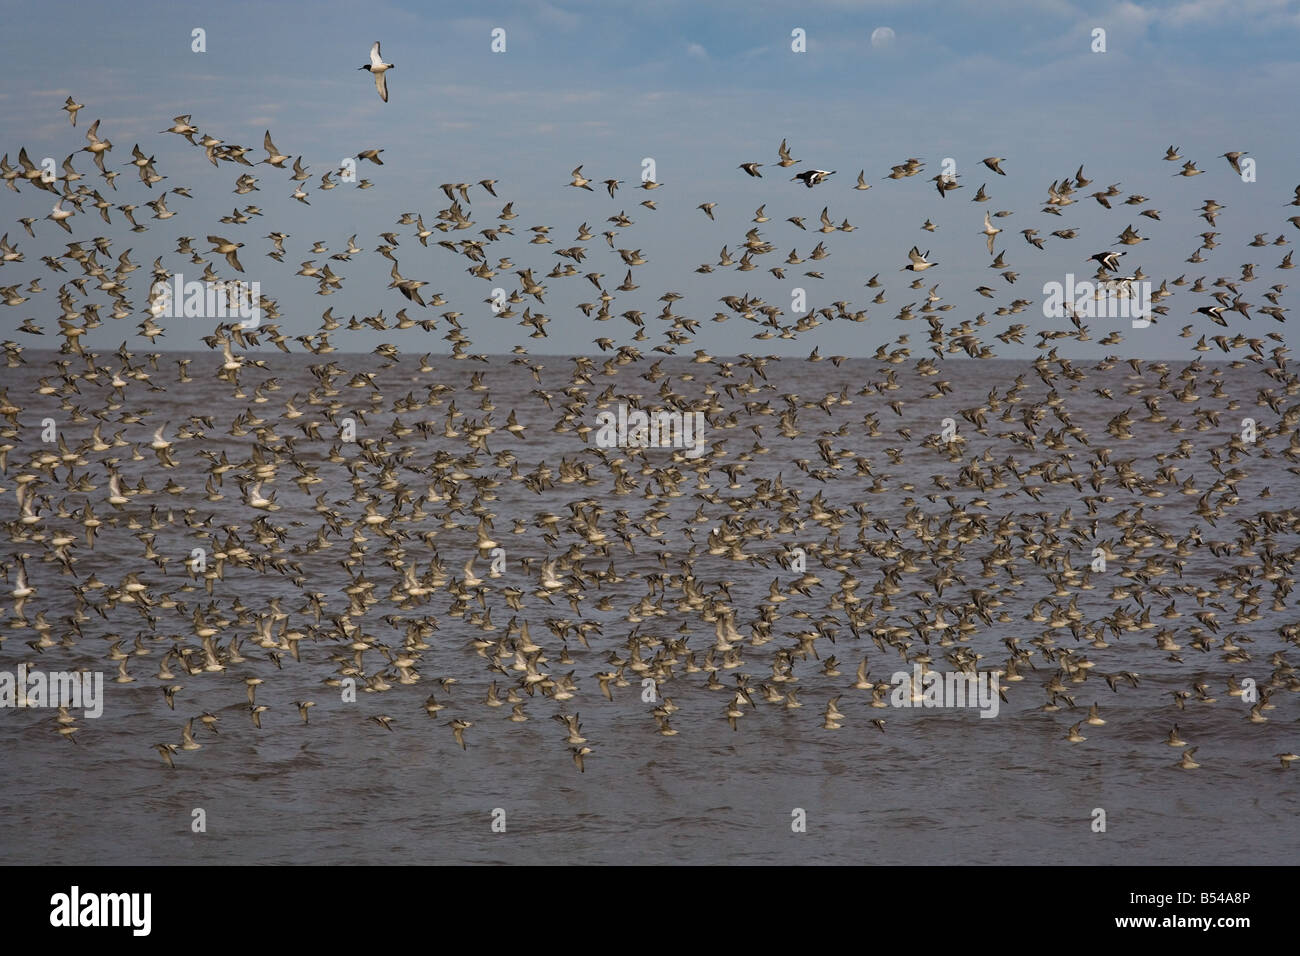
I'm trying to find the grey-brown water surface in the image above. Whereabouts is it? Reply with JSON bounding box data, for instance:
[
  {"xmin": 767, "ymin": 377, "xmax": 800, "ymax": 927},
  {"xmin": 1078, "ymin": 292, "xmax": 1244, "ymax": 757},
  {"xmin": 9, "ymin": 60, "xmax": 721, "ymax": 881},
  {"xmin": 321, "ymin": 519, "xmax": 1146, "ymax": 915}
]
[{"xmin": 1, "ymin": 353, "xmax": 1297, "ymax": 864}]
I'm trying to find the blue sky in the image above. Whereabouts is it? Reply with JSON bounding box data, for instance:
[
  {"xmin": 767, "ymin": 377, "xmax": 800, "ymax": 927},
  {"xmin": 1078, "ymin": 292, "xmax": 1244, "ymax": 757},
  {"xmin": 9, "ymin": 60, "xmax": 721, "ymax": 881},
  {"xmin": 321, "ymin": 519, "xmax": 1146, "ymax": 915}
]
[{"xmin": 1, "ymin": 0, "xmax": 1298, "ymax": 356}]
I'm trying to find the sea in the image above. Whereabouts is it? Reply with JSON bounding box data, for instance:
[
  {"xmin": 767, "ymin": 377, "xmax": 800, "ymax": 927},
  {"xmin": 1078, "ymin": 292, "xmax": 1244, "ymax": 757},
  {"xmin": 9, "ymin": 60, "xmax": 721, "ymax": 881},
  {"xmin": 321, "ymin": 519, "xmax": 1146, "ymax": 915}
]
[{"xmin": 1, "ymin": 352, "xmax": 1297, "ymax": 864}]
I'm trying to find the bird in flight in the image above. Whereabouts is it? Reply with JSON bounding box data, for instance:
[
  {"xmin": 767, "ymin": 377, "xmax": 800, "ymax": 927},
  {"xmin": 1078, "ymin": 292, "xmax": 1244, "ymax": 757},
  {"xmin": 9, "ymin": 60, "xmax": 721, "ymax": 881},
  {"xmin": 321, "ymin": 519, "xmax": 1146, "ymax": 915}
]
[
  {"xmin": 360, "ymin": 41, "xmax": 393, "ymax": 102},
  {"xmin": 792, "ymin": 169, "xmax": 835, "ymax": 188},
  {"xmin": 903, "ymin": 246, "xmax": 937, "ymax": 271}
]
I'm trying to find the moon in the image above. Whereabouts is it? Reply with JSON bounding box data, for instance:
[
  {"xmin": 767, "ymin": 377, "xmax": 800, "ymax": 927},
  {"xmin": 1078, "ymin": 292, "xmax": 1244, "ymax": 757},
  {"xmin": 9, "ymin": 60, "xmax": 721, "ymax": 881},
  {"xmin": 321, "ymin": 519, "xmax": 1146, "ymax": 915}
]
[{"xmin": 871, "ymin": 27, "xmax": 896, "ymax": 49}]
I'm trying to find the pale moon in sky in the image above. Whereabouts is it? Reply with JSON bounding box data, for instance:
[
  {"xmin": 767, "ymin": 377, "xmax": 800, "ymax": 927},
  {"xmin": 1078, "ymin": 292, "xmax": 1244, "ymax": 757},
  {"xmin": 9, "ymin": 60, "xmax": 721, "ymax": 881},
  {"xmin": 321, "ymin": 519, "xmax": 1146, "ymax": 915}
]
[{"xmin": 871, "ymin": 27, "xmax": 896, "ymax": 48}]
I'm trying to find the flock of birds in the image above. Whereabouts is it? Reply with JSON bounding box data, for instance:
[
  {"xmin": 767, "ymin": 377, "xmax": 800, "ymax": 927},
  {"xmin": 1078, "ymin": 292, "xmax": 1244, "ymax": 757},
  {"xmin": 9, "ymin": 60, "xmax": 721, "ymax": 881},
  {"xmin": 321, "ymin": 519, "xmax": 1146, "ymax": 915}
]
[{"xmin": 1, "ymin": 43, "xmax": 1298, "ymax": 779}]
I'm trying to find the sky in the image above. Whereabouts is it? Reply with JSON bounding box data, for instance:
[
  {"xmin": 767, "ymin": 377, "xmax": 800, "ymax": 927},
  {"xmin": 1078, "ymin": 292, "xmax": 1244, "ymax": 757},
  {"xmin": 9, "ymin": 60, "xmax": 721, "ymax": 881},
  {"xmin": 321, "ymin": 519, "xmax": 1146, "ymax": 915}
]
[{"xmin": 1, "ymin": 0, "xmax": 1298, "ymax": 357}]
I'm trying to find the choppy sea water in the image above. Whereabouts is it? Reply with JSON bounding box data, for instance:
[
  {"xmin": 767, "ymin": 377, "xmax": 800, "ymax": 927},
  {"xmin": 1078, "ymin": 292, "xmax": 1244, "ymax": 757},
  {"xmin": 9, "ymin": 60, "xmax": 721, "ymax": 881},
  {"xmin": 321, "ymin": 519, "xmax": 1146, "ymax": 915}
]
[{"xmin": 1, "ymin": 352, "xmax": 1297, "ymax": 865}]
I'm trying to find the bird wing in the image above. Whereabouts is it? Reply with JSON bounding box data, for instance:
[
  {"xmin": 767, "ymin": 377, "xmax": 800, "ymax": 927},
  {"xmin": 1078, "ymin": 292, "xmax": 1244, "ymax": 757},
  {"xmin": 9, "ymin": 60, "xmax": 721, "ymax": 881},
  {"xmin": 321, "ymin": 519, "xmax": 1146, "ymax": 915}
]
[
  {"xmin": 370, "ymin": 41, "xmax": 384, "ymax": 68},
  {"xmin": 375, "ymin": 71, "xmax": 388, "ymax": 102}
]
